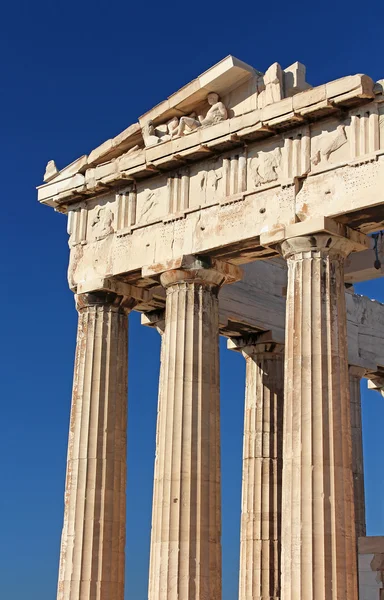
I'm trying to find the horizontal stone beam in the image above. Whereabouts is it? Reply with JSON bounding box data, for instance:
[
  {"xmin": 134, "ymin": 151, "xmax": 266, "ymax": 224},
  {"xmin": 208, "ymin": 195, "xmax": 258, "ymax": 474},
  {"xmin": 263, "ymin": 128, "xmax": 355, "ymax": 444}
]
[
  {"xmin": 219, "ymin": 260, "xmax": 384, "ymax": 375},
  {"xmin": 345, "ymin": 247, "xmax": 384, "ymax": 283},
  {"xmin": 82, "ymin": 258, "xmax": 384, "ymax": 376}
]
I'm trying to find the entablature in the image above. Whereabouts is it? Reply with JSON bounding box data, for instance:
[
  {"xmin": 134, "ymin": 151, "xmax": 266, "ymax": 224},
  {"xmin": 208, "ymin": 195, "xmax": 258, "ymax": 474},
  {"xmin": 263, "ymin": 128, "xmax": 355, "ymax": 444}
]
[{"xmin": 37, "ymin": 56, "xmax": 384, "ymax": 290}]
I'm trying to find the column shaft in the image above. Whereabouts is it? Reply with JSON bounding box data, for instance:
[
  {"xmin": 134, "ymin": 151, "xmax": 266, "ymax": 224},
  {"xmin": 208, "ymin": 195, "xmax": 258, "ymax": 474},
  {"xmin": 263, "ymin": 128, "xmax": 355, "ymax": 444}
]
[
  {"xmin": 239, "ymin": 343, "xmax": 284, "ymax": 600},
  {"xmin": 281, "ymin": 235, "xmax": 358, "ymax": 600},
  {"xmin": 349, "ymin": 367, "xmax": 366, "ymax": 539},
  {"xmin": 57, "ymin": 293, "xmax": 129, "ymax": 600},
  {"xmin": 148, "ymin": 266, "xmax": 226, "ymax": 600}
]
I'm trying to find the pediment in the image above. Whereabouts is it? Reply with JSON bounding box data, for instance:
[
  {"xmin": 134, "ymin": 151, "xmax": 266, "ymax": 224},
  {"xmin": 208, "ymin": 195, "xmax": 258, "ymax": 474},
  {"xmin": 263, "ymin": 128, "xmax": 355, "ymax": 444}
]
[
  {"xmin": 42, "ymin": 56, "xmax": 312, "ymax": 185},
  {"xmin": 138, "ymin": 55, "xmax": 260, "ymax": 127},
  {"xmin": 39, "ymin": 56, "xmax": 378, "ymax": 208}
]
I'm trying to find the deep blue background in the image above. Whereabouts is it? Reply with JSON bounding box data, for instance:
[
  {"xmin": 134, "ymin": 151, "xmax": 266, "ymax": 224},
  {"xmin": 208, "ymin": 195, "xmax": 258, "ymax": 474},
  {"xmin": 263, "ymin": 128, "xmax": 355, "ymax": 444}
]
[{"xmin": 1, "ymin": 1, "xmax": 384, "ymax": 598}]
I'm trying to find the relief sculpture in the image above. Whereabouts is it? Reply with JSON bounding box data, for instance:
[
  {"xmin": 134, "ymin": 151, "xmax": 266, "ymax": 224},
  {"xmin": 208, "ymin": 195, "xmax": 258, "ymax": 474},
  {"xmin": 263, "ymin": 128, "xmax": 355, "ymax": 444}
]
[
  {"xmin": 250, "ymin": 147, "xmax": 282, "ymax": 187},
  {"xmin": 91, "ymin": 206, "xmax": 114, "ymax": 239},
  {"xmin": 310, "ymin": 124, "xmax": 347, "ymax": 166},
  {"xmin": 177, "ymin": 93, "xmax": 228, "ymax": 136},
  {"xmin": 142, "ymin": 93, "xmax": 228, "ymax": 147},
  {"xmin": 136, "ymin": 187, "xmax": 165, "ymax": 224}
]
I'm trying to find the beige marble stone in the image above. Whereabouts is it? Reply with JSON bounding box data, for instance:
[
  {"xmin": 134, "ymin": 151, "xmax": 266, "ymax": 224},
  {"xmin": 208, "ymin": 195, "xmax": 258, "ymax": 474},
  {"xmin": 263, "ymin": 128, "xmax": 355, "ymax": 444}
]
[
  {"xmin": 358, "ymin": 537, "xmax": 384, "ymax": 599},
  {"xmin": 349, "ymin": 366, "xmax": 367, "ymax": 540},
  {"xmin": 231, "ymin": 339, "xmax": 284, "ymax": 600},
  {"xmin": 280, "ymin": 234, "xmax": 358, "ymax": 600},
  {"xmin": 37, "ymin": 56, "xmax": 384, "ymax": 600},
  {"xmin": 57, "ymin": 292, "xmax": 132, "ymax": 600},
  {"xmin": 148, "ymin": 260, "xmax": 239, "ymax": 600}
]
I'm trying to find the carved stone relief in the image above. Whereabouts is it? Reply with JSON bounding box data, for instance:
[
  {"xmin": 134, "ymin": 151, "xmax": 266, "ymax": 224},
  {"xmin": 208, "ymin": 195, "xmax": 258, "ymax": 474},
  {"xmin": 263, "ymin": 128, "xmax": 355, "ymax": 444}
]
[
  {"xmin": 257, "ymin": 61, "xmax": 310, "ymax": 110},
  {"xmin": 136, "ymin": 178, "xmax": 168, "ymax": 224},
  {"xmin": 142, "ymin": 94, "xmax": 228, "ymax": 148},
  {"xmin": 249, "ymin": 147, "xmax": 283, "ymax": 187},
  {"xmin": 44, "ymin": 159, "xmax": 58, "ymax": 182},
  {"xmin": 142, "ymin": 121, "xmax": 162, "ymax": 147},
  {"xmin": 310, "ymin": 124, "xmax": 347, "ymax": 166},
  {"xmin": 91, "ymin": 206, "xmax": 114, "ymax": 239},
  {"xmin": 309, "ymin": 119, "xmax": 352, "ymax": 168},
  {"xmin": 188, "ymin": 158, "xmax": 224, "ymax": 208},
  {"xmin": 257, "ymin": 63, "xmax": 284, "ymax": 109},
  {"xmin": 177, "ymin": 93, "xmax": 228, "ymax": 136}
]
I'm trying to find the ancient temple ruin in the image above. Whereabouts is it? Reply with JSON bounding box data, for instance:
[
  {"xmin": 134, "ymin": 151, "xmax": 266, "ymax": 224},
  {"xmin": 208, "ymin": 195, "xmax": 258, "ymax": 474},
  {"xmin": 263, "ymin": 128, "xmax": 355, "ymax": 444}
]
[{"xmin": 38, "ymin": 56, "xmax": 384, "ymax": 600}]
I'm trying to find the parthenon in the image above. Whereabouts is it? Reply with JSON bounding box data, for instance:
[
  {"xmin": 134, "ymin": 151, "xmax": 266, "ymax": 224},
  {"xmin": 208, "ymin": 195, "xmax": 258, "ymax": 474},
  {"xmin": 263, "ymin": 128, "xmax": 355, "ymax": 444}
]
[{"xmin": 38, "ymin": 56, "xmax": 384, "ymax": 599}]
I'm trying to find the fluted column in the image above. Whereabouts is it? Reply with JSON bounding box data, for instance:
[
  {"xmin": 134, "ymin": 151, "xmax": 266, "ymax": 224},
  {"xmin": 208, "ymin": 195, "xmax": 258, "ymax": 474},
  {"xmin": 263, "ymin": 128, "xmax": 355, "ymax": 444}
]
[
  {"xmin": 349, "ymin": 366, "xmax": 366, "ymax": 539},
  {"xmin": 280, "ymin": 234, "xmax": 358, "ymax": 600},
  {"xmin": 57, "ymin": 292, "xmax": 132, "ymax": 600},
  {"xmin": 238, "ymin": 341, "xmax": 284, "ymax": 600},
  {"xmin": 148, "ymin": 258, "xmax": 240, "ymax": 600}
]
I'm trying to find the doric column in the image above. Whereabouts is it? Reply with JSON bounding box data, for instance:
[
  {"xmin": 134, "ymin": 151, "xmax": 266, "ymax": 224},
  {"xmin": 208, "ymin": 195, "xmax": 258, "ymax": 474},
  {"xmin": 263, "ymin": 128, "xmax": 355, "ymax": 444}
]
[
  {"xmin": 57, "ymin": 292, "xmax": 132, "ymax": 600},
  {"xmin": 280, "ymin": 234, "xmax": 358, "ymax": 600},
  {"xmin": 233, "ymin": 339, "xmax": 284, "ymax": 600},
  {"xmin": 148, "ymin": 258, "xmax": 241, "ymax": 600},
  {"xmin": 349, "ymin": 366, "xmax": 366, "ymax": 539}
]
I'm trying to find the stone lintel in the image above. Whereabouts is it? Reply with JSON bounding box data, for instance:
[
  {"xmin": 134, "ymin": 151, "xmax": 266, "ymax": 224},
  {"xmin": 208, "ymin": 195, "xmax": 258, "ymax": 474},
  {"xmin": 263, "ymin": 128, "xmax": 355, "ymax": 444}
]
[
  {"xmin": 227, "ymin": 331, "xmax": 284, "ymax": 355},
  {"xmin": 345, "ymin": 247, "xmax": 384, "ymax": 283},
  {"xmin": 142, "ymin": 254, "xmax": 242, "ymax": 284},
  {"xmin": 359, "ymin": 536, "xmax": 384, "ymax": 554},
  {"xmin": 260, "ymin": 216, "xmax": 369, "ymax": 253}
]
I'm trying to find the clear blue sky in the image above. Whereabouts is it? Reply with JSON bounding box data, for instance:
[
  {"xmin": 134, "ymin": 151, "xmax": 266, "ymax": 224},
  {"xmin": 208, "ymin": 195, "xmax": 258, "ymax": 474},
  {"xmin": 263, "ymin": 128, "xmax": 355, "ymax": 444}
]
[{"xmin": 1, "ymin": 1, "xmax": 384, "ymax": 599}]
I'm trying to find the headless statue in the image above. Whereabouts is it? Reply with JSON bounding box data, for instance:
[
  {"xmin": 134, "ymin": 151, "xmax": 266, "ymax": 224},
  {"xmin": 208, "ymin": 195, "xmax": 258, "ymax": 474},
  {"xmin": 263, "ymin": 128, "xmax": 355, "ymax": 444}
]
[{"xmin": 177, "ymin": 93, "xmax": 227, "ymax": 136}]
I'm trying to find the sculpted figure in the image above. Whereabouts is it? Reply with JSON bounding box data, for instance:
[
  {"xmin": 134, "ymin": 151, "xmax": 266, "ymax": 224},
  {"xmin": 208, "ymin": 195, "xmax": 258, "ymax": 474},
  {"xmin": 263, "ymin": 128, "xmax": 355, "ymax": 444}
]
[
  {"xmin": 91, "ymin": 206, "xmax": 114, "ymax": 238},
  {"xmin": 251, "ymin": 147, "xmax": 282, "ymax": 187},
  {"xmin": 44, "ymin": 159, "xmax": 58, "ymax": 182},
  {"xmin": 311, "ymin": 125, "xmax": 347, "ymax": 166},
  {"xmin": 177, "ymin": 93, "xmax": 227, "ymax": 136},
  {"xmin": 167, "ymin": 116, "xmax": 179, "ymax": 138},
  {"xmin": 142, "ymin": 120, "xmax": 161, "ymax": 147}
]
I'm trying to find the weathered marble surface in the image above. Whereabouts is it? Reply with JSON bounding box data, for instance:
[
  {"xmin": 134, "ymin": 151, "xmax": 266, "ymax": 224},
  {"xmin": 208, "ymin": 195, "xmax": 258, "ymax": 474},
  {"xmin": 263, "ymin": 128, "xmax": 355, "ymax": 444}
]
[
  {"xmin": 280, "ymin": 234, "xmax": 358, "ymax": 600},
  {"xmin": 359, "ymin": 537, "xmax": 384, "ymax": 600},
  {"xmin": 38, "ymin": 56, "xmax": 384, "ymax": 600}
]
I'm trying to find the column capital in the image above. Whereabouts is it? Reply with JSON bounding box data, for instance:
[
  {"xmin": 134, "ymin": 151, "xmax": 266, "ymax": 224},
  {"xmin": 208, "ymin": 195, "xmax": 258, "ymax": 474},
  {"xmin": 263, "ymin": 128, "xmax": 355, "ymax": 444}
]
[
  {"xmin": 143, "ymin": 254, "xmax": 242, "ymax": 287},
  {"xmin": 349, "ymin": 365, "xmax": 367, "ymax": 379},
  {"xmin": 159, "ymin": 256, "xmax": 242, "ymax": 290},
  {"xmin": 75, "ymin": 291, "xmax": 135, "ymax": 314},
  {"xmin": 280, "ymin": 233, "xmax": 360, "ymax": 260},
  {"xmin": 260, "ymin": 216, "xmax": 369, "ymax": 258}
]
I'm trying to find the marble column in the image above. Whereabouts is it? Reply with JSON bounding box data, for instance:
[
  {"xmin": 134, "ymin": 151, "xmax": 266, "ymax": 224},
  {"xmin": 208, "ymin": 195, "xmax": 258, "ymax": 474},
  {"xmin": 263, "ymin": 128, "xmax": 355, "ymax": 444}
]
[
  {"xmin": 148, "ymin": 259, "xmax": 240, "ymax": 600},
  {"xmin": 238, "ymin": 341, "xmax": 284, "ymax": 600},
  {"xmin": 349, "ymin": 366, "xmax": 366, "ymax": 539},
  {"xmin": 57, "ymin": 292, "xmax": 132, "ymax": 600},
  {"xmin": 280, "ymin": 234, "xmax": 358, "ymax": 600}
]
